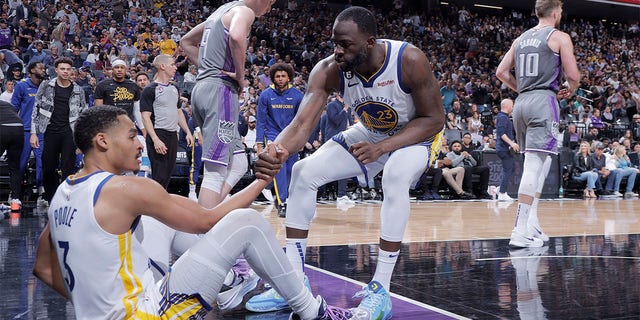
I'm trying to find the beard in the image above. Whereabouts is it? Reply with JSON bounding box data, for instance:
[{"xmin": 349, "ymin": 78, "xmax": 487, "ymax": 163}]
[{"xmin": 338, "ymin": 47, "xmax": 368, "ymax": 72}]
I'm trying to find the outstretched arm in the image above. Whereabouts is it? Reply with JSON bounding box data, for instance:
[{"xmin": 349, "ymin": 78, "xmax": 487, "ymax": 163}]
[{"xmin": 254, "ymin": 57, "xmax": 339, "ymax": 180}]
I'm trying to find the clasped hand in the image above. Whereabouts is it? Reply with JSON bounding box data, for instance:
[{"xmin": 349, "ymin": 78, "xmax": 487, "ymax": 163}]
[{"xmin": 254, "ymin": 143, "xmax": 290, "ymax": 181}]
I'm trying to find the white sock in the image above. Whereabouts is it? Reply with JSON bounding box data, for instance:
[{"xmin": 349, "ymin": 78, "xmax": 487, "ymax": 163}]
[
  {"xmin": 372, "ymin": 248, "xmax": 399, "ymax": 290},
  {"xmin": 189, "ymin": 184, "xmax": 196, "ymax": 192},
  {"xmin": 285, "ymin": 238, "xmax": 308, "ymax": 281},
  {"xmin": 514, "ymin": 203, "xmax": 531, "ymax": 235},
  {"xmin": 528, "ymin": 197, "xmax": 541, "ymax": 229}
]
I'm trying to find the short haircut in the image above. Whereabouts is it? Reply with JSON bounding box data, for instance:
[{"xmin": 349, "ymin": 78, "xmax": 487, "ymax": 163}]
[
  {"xmin": 135, "ymin": 71, "xmax": 149, "ymax": 80},
  {"xmin": 535, "ymin": 0, "xmax": 563, "ymax": 18},
  {"xmin": 74, "ymin": 105, "xmax": 128, "ymax": 153},
  {"xmin": 54, "ymin": 57, "xmax": 73, "ymax": 68},
  {"xmin": 335, "ymin": 6, "xmax": 377, "ymax": 37},
  {"xmin": 269, "ymin": 62, "xmax": 294, "ymax": 83},
  {"xmin": 152, "ymin": 54, "xmax": 173, "ymax": 68},
  {"xmin": 27, "ymin": 61, "xmax": 42, "ymax": 75}
]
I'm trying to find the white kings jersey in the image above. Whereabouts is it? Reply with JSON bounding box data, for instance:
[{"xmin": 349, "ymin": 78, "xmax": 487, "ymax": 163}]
[
  {"xmin": 48, "ymin": 171, "xmax": 158, "ymax": 320},
  {"xmin": 340, "ymin": 40, "xmax": 416, "ymax": 143}
]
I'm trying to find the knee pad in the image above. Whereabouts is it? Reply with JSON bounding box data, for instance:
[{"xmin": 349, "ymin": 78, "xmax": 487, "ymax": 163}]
[
  {"xmin": 201, "ymin": 162, "xmax": 226, "ymax": 192},
  {"xmin": 225, "ymin": 153, "xmax": 248, "ymax": 187},
  {"xmin": 519, "ymin": 153, "xmax": 547, "ymax": 197}
]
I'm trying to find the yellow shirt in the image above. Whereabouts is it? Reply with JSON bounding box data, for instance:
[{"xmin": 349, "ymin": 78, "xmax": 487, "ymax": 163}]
[{"xmin": 159, "ymin": 39, "xmax": 177, "ymax": 55}]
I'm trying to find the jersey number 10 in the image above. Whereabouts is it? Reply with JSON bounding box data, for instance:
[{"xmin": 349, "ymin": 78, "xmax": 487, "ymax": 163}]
[{"xmin": 518, "ymin": 53, "xmax": 539, "ymax": 77}]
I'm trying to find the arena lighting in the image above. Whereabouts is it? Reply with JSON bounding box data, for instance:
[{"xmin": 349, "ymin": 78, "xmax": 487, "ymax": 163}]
[
  {"xmin": 473, "ymin": 4, "xmax": 503, "ymax": 10},
  {"xmin": 588, "ymin": 0, "xmax": 640, "ymax": 7},
  {"xmin": 440, "ymin": 2, "xmax": 449, "ymax": 5}
]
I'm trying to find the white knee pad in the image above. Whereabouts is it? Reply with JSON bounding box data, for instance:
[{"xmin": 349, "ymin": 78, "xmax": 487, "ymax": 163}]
[
  {"xmin": 519, "ymin": 152, "xmax": 548, "ymax": 197},
  {"xmin": 225, "ymin": 152, "xmax": 248, "ymax": 188},
  {"xmin": 201, "ymin": 162, "xmax": 226, "ymax": 192}
]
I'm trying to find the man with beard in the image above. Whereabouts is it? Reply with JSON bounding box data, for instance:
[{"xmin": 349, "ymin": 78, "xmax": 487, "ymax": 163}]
[
  {"xmin": 255, "ymin": 62, "xmax": 303, "ymax": 217},
  {"xmin": 496, "ymin": 0, "xmax": 579, "ymax": 248},
  {"xmin": 249, "ymin": 6, "xmax": 444, "ymax": 319},
  {"xmin": 94, "ymin": 59, "xmax": 144, "ymax": 133},
  {"xmin": 11, "ymin": 61, "xmax": 46, "ymax": 204}
]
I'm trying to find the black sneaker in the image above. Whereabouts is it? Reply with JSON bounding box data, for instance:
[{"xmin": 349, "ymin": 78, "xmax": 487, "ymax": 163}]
[
  {"xmin": 477, "ymin": 192, "xmax": 493, "ymax": 200},
  {"xmin": 599, "ymin": 190, "xmax": 612, "ymax": 196},
  {"xmin": 278, "ymin": 203, "xmax": 287, "ymax": 217}
]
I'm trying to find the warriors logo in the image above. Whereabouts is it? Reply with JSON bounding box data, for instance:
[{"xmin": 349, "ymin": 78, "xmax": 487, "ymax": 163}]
[{"xmin": 354, "ymin": 102, "xmax": 398, "ymax": 134}]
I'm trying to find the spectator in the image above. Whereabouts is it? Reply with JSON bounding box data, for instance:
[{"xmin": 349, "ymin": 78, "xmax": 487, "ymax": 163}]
[
  {"xmin": 446, "ymin": 111, "xmax": 463, "ymax": 130},
  {"xmin": 85, "ymin": 45, "xmax": 102, "ymax": 65},
  {"xmin": 26, "ymin": 40, "xmax": 47, "ymax": 64},
  {"xmin": 30, "ymin": 57, "xmax": 87, "ymax": 204},
  {"xmin": 590, "ymin": 142, "xmax": 611, "ymax": 196},
  {"xmin": 448, "ymin": 139, "xmax": 490, "ymax": 199},
  {"xmin": 421, "ymin": 138, "xmax": 471, "ymax": 200},
  {"xmin": 606, "ymin": 145, "xmax": 639, "ymax": 198},
  {"xmin": 94, "ymin": 59, "xmax": 141, "ymax": 124},
  {"xmin": 0, "ymin": 19, "xmax": 13, "ymax": 50},
  {"xmin": 572, "ymin": 141, "xmax": 598, "ymax": 198},
  {"xmin": 630, "ymin": 114, "xmax": 640, "ymax": 140},
  {"xmin": 0, "ymin": 78, "xmax": 14, "ymax": 102}
]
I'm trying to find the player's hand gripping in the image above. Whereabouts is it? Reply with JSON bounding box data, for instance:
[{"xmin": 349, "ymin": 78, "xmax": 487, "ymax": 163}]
[{"xmin": 254, "ymin": 143, "xmax": 289, "ymax": 181}]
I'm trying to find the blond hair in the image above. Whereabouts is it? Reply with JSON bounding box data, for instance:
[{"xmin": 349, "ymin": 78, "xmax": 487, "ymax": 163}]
[
  {"xmin": 614, "ymin": 145, "xmax": 627, "ymax": 158},
  {"xmin": 535, "ymin": 0, "xmax": 562, "ymax": 18},
  {"xmin": 152, "ymin": 54, "xmax": 173, "ymax": 69}
]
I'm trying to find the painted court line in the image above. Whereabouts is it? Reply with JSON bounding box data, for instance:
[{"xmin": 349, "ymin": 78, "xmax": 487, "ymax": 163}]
[{"xmin": 305, "ymin": 264, "xmax": 470, "ymax": 320}]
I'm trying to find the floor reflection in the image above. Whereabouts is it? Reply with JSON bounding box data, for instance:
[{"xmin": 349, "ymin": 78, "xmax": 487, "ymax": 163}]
[{"xmin": 2, "ymin": 212, "xmax": 639, "ymax": 319}]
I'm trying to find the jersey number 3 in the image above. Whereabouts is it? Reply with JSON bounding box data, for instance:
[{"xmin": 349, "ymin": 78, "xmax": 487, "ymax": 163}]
[
  {"xmin": 57, "ymin": 241, "xmax": 76, "ymax": 291},
  {"xmin": 518, "ymin": 53, "xmax": 539, "ymax": 77}
]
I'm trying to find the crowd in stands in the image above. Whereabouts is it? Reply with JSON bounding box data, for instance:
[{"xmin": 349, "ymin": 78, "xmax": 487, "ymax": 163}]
[{"xmin": 5, "ymin": 0, "xmax": 640, "ymax": 201}]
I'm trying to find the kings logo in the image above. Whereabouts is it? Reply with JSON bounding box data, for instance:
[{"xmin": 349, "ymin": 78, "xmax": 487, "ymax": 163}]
[{"xmin": 217, "ymin": 120, "xmax": 235, "ymax": 144}]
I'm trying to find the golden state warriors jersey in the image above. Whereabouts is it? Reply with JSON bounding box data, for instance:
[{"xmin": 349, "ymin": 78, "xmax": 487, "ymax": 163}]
[
  {"xmin": 340, "ymin": 40, "xmax": 416, "ymax": 143},
  {"xmin": 48, "ymin": 171, "xmax": 157, "ymax": 320}
]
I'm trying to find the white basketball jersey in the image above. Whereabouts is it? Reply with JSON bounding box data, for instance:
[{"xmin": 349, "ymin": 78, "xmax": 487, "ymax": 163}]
[
  {"xmin": 48, "ymin": 171, "xmax": 156, "ymax": 320},
  {"xmin": 340, "ymin": 40, "xmax": 416, "ymax": 143}
]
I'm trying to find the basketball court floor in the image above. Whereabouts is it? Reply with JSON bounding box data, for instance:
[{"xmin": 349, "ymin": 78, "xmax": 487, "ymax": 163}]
[{"xmin": 1, "ymin": 197, "xmax": 639, "ymax": 319}]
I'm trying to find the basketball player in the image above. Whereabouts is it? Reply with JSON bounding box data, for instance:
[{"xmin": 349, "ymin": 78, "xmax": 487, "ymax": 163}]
[
  {"xmin": 250, "ymin": 6, "xmax": 445, "ymax": 319},
  {"xmin": 496, "ymin": 0, "xmax": 580, "ymax": 247},
  {"xmin": 255, "ymin": 62, "xmax": 303, "ymax": 217},
  {"xmin": 179, "ymin": 0, "xmax": 276, "ymax": 209},
  {"xmin": 32, "ymin": 105, "xmax": 352, "ymax": 320}
]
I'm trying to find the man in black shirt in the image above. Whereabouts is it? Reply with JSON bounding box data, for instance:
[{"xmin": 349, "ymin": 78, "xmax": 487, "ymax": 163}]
[
  {"xmin": 30, "ymin": 57, "xmax": 87, "ymax": 203},
  {"xmin": 0, "ymin": 100, "xmax": 24, "ymax": 207},
  {"xmin": 94, "ymin": 59, "xmax": 143, "ymax": 131},
  {"xmin": 460, "ymin": 132, "xmax": 491, "ymax": 199}
]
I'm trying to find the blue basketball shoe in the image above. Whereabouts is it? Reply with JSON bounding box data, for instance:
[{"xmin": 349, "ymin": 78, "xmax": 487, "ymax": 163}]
[
  {"xmin": 350, "ymin": 280, "xmax": 392, "ymax": 320},
  {"xmin": 245, "ymin": 276, "xmax": 311, "ymax": 312}
]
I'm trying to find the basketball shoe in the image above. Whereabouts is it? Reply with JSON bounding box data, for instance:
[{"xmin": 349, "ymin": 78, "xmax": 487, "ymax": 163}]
[
  {"xmin": 350, "ymin": 280, "xmax": 392, "ymax": 320},
  {"xmin": 217, "ymin": 262, "xmax": 260, "ymax": 311},
  {"xmin": 288, "ymin": 295, "xmax": 353, "ymax": 320},
  {"xmin": 509, "ymin": 230, "xmax": 544, "ymax": 248},
  {"xmin": 245, "ymin": 276, "xmax": 311, "ymax": 312},
  {"xmin": 527, "ymin": 223, "xmax": 549, "ymax": 242}
]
